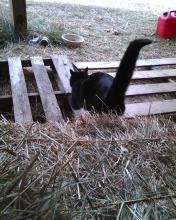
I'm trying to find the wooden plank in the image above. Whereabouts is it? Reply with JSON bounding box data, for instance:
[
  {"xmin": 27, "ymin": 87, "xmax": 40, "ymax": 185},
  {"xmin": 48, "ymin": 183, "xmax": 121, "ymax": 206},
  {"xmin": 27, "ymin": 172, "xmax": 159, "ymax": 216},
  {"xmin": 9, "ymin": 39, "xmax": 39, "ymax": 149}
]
[
  {"xmin": 107, "ymin": 69, "xmax": 176, "ymax": 80},
  {"xmin": 132, "ymin": 68, "xmax": 176, "ymax": 80},
  {"xmin": 8, "ymin": 57, "xmax": 33, "ymax": 123},
  {"xmin": 9, "ymin": 0, "xmax": 27, "ymax": 35},
  {"xmin": 75, "ymin": 58, "xmax": 176, "ymax": 70},
  {"xmin": 30, "ymin": 56, "xmax": 64, "ymax": 123},
  {"xmin": 0, "ymin": 58, "xmax": 52, "ymax": 74},
  {"xmin": 1, "ymin": 57, "xmax": 176, "ymax": 76},
  {"xmin": 0, "ymin": 91, "xmax": 63, "ymax": 101},
  {"xmin": 125, "ymin": 99, "xmax": 176, "ymax": 117},
  {"xmin": 51, "ymin": 55, "xmax": 72, "ymax": 93},
  {"xmin": 127, "ymin": 82, "xmax": 176, "ymax": 96},
  {"xmin": 0, "ymin": 91, "xmax": 63, "ymax": 113}
]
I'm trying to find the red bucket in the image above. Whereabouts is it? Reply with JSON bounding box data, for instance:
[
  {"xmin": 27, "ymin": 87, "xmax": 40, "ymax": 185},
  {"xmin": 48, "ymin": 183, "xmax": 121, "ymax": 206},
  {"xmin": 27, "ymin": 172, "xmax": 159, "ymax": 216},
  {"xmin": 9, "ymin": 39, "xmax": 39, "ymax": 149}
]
[{"xmin": 156, "ymin": 11, "xmax": 176, "ymax": 38}]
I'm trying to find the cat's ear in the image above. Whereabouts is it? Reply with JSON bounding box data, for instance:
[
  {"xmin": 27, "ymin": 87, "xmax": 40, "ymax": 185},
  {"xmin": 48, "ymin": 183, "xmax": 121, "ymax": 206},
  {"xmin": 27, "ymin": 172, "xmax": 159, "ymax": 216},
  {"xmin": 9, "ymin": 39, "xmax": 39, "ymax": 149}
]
[
  {"xmin": 70, "ymin": 69, "xmax": 76, "ymax": 76},
  {"xmin": 85, "ymin": 67, "xmax": 88, "ymax": 73},
  {"xmin": 72, "ymin": 63, "xmax": 80, "ymax": 72}
]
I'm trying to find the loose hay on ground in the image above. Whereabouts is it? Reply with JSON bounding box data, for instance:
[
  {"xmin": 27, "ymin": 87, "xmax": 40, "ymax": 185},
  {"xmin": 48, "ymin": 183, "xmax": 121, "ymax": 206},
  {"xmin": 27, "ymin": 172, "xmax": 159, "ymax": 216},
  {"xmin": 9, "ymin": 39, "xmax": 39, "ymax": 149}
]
[{"xmin": 0, "ymin": 114, "xmax": 176, "ymax": 219}]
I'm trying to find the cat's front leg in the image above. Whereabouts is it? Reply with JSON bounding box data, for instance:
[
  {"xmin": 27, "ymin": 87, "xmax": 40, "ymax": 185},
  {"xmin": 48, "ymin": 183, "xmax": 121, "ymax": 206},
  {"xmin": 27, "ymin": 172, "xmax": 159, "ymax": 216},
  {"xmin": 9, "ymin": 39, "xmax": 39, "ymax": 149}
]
[
  {"xmin": 72, "ymin": 108, "xmax": 92, "ymax": 126},
  {"xmin": 72, "ymin": 108, "xmax": 90, "ymax": 118}
]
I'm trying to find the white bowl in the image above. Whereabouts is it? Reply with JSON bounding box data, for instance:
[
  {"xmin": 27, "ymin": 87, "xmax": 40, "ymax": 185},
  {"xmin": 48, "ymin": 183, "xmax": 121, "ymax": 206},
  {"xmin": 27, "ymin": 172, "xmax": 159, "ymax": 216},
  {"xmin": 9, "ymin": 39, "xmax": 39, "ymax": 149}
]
[{"xmin": 61, "ymin": 33, "xmax": 84, "ymax": 48}]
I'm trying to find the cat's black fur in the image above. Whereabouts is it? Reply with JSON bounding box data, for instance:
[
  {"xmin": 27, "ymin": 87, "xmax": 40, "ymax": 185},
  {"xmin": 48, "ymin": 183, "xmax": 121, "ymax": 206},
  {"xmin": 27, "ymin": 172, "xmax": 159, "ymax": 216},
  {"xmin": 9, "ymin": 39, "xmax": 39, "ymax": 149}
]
[{"xmin": 70, "ymin": 39, "xmax": 152, "ymax": 114}]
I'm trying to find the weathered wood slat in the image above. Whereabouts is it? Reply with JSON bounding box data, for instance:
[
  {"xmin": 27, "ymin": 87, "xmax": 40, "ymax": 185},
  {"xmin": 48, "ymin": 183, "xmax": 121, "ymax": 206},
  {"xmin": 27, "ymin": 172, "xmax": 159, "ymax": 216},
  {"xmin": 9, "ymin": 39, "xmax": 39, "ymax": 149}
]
[
  {"xmin": 8, "ymin": 57, "xmax": 33, "ymax": 123},
  {"xmin": 1, "ymin": 57, "xmax": 176, "ymax": 76},
  {"xmin": 0, "ymin": 91, "xmax": 63, "ymax": 100},
  {"xmin": 107, "ymin": 69, "xmax": 176, "ymax": 80},
  {"xmin": 76, "ymin": 58, "xmax": 176, "ymax": 70},
  {"xmin": 125, "ymin": 99, "xmax": 176, "ymax": 117},
  {"xmin": 30, "ymin": 56, "xmax": 64, "ymax": 123},
  {"xmin": 51, "ymin": 55, "xmax": 72, "ymax": 93},
  {"xmin": 127, "ymin": 82, "xmax": 176, "ymax": 96},
  {"xmin": 133, "ymin": 69, "xmax": 176, "ymax": 80}
]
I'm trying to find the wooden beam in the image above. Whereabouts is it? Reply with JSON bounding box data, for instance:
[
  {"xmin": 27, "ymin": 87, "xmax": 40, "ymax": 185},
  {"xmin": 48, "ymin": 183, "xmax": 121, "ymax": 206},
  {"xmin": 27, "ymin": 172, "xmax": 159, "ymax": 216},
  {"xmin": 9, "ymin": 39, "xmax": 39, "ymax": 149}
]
[{"xmin": 9, "ymin": 0, "xmax": 27, "ymax": 35}]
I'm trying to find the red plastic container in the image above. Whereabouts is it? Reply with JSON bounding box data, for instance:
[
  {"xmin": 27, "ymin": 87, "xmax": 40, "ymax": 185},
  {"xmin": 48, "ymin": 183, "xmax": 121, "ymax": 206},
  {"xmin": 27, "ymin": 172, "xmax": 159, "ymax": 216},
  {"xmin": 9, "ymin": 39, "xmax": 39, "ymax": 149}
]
[{"xmin": 156, "ymin": 11, "xmax": 176, "ymax": 38}]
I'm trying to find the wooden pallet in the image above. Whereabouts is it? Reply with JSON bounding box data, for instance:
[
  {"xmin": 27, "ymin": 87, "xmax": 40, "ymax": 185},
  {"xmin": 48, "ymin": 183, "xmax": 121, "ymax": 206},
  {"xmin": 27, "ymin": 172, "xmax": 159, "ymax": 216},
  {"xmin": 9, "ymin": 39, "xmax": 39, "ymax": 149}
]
[{"xmin": 0, "ymin": 56, "xmax": 176, "ymax": 123}]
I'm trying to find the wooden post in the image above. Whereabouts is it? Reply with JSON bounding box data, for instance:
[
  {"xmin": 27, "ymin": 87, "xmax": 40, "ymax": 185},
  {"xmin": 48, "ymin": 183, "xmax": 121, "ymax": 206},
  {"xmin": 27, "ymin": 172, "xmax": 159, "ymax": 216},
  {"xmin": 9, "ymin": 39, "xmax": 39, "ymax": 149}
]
[{"xmin": 9, "ymin": 0, "xmax": 27, "ymax": 36}]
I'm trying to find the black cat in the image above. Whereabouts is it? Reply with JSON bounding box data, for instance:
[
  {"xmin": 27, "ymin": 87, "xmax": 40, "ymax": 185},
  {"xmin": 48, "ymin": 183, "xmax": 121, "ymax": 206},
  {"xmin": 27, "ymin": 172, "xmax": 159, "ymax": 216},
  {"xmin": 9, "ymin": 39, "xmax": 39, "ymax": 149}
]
[{"xmin": 70, "ymin": 39, "xmax": 152, "ymax": 115}]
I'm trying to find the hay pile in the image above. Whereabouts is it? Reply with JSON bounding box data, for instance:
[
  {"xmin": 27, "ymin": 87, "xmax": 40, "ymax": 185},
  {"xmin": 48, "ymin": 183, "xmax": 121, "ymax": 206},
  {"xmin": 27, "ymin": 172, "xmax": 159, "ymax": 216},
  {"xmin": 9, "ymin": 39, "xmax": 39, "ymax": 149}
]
[{"xmin": 0, "ymin": 114, "xmax": 176, "ymax": 219}]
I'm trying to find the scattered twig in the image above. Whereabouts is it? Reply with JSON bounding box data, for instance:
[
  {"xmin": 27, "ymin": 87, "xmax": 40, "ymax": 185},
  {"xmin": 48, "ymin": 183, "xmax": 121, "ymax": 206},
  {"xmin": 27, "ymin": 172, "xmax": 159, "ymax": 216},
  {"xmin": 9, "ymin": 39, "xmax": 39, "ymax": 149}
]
[
  {"xmin": 69, "ymin": 163, "xmax": 94, "ymax": 210},
  {"xmin": 0, "ymin": 127, "xmax": 14, "ymax": 138},
  {"xmin": 0, "ymin": 148, "xmax": 17, "ymax": 157},
  {"xmin": 14, "ymin": 123, "xmax": 34, "ymax": 151},
  {"xmin": 41, "ymin": 152, "xmax": 75, "ymax": 193},
  {"xmin": 27, "ymin": 137, "xmax": 169, "ymax": 144},
  {"xmin": 3, "ymin": 151, "xmax": 40, "ymax": 197},
  {"xmin": 110, "ymin": 193, "xmax": 176, "ymax": 206}
]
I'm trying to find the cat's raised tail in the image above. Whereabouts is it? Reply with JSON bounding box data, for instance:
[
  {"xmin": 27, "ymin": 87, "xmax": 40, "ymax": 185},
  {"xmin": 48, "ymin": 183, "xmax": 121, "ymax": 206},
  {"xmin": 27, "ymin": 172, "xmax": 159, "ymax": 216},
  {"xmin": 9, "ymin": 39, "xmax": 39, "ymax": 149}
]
[{"xmin": 105, "ymin": 39, "xmax": 153, "ymax": 114}]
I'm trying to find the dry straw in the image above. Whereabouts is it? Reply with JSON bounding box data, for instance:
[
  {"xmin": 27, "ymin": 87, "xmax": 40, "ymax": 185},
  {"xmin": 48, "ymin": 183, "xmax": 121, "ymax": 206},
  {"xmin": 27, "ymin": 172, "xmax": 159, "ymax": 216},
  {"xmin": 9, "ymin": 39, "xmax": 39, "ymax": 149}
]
[{"xmin": 0, "ymin": 114, "xmax": 176, "ymax": 219}]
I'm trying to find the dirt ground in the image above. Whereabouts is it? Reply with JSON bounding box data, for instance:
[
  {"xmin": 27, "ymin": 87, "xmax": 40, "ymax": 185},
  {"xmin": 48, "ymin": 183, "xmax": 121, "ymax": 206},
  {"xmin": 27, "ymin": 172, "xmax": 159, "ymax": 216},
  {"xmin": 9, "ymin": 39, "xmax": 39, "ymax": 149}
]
[{"xmin": 0, "ymin": 0, "xmax": 176, "ymax": 62}]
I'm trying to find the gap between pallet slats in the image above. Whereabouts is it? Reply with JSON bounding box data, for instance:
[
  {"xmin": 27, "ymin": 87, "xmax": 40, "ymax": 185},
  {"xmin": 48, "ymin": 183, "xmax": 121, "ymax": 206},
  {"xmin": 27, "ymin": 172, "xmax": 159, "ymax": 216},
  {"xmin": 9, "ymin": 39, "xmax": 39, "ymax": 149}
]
[
  {"xmin": 30, "ymin": 56, "xmax": 64, "ymax": 123},
  {"xmin": 8, "ymin": 57, "xmax": 33, "ymax": 123}
]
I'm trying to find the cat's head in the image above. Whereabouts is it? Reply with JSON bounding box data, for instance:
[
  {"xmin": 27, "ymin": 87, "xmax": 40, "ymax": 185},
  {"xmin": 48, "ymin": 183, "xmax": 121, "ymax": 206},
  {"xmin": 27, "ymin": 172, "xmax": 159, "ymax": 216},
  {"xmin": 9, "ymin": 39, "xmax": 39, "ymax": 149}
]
[{"xmin": 70, "ymin": 64, "xmax": 88, "ymax": 87}]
